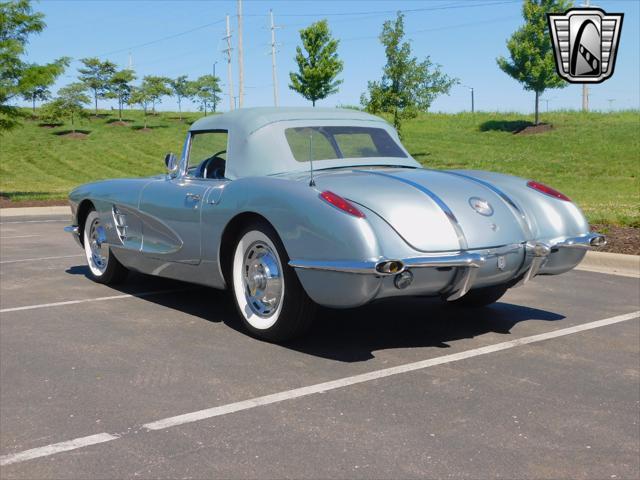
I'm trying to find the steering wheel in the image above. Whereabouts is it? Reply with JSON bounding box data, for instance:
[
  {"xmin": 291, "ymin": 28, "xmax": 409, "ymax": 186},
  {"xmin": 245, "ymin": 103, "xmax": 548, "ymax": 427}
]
[{"xmin": 202, "ymin": 150, "xmax": 227, "ymax": 179}]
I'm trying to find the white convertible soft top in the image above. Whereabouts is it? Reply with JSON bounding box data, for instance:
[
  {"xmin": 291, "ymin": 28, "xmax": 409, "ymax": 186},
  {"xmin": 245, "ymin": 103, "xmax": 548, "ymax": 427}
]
[{"xmin": 188, "ymin": 107, "xmax": 419, "ymax": 179}]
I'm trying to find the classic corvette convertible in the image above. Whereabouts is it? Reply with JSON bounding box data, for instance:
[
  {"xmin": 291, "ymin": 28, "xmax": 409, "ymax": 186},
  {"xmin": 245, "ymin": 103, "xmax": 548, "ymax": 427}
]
[{"xmin": 65, "ymin": 107, "xmax": 605, "ymax": 341}]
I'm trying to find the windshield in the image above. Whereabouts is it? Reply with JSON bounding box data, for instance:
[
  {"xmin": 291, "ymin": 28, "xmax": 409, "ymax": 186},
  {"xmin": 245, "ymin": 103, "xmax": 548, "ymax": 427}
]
[{"xmin": 285, "ymin": 126, "xmax": 407, "ymax": 162}]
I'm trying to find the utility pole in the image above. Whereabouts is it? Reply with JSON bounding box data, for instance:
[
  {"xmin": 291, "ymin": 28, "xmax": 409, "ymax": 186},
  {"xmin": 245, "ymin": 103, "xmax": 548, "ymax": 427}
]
[
  {"xmin": 127, "ymin": 52, "xmax": 133, "ymax": 70},
  {"xmin": 581, "ymin": 0, "xmax": 591, "ymax": 112},
  {"xmin": 270, "ymin": 9, "xmax": 280, "ymax": 107},
  {"xmin": 237, "ymin": 0, "xmax": 244, "ymax": 108},
  {"xmin": 213, "ymin": 61, "xmax": 218, "ymax": 112},
  {"xmin": 224, "ymin": 15, "xmax": 234, "ymax": 111}
]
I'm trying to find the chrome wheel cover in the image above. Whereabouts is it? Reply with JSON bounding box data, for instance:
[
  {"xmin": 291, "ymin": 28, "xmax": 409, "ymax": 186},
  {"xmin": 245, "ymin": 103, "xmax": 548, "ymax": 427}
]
[
  {"xmin": 87, "ymin": 218, "xmax": 108, "ymax": 274},
  {"xmin": 242, "ymin": 241, "xmax": 283, "ymax": 318}
]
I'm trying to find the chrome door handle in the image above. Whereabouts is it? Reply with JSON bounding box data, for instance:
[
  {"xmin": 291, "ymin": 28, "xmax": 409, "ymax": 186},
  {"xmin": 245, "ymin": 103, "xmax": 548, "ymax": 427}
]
[{"xmin": 185, "ymin": 193, "xmax": 201, "ymax": 201}]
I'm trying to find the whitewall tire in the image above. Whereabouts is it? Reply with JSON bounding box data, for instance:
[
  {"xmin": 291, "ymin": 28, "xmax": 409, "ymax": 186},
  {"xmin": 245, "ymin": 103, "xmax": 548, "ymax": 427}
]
[
  {"xmin": 231, "ymin": 220, "xmax": 316, "ymax": 342},
  {"xmin": 83, "ymin": 210, "xmax": 128, "ymax": 284}
]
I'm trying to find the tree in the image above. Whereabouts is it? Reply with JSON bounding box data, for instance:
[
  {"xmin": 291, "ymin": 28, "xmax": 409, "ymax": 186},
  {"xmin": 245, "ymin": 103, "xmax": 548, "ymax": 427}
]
[
  {"xmin": 360, "ymin": 12, "xmax": 457, "ymax": 135},
  {"xmin": 289, "ymin": 20, "xmax": 343, "ymax": 107},
  {"xmin": 108, "ymin": 69, "xmax": 136, "ymax": 121},
  {"xmin": 128, "ymin": 86, "xmax": 152, "ymax": 129},
  {"xmin": 169, "ymin": 75, "xmax": 192, "ymax": 120},
  {"xmin": 20, "ymin": 64, "xmax": 55, "ymax": 112},
  {"xmin": 142, "ymin": 75, "xmax": 171, "ymax": 114},
  {"xmin": 192, "ymin": 75, "xmax": 221, "ymax": 116},
  {"xmin": 41, "ymin": 83, "xmax": 90, "ymax": 133},
  {"xmin": 497, "ymin": 0, "xmax": 571, "ymax": 125},
  {"xmin": 77, "ymin": 57, "xmax": 117, "ymax": 115},
  {"xmin": 0, "ymin": 0, "xmax": 68, "ymax": 130}
]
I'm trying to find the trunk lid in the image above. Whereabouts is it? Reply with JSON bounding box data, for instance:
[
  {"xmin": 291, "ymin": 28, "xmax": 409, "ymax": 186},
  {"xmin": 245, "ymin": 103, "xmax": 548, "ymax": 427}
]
[{"xmin": 312, "ymin": 168, "xmax": 529, "ymax": 252}]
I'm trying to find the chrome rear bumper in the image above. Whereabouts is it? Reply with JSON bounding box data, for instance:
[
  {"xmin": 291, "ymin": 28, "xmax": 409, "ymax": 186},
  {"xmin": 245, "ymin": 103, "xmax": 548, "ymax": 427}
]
[{"xmin": 289, "ymin": 232, "xmax": 606, "ymax": 302}]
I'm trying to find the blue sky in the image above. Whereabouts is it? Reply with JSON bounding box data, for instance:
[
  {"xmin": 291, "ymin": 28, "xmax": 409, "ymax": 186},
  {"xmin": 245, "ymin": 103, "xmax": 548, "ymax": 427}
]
[{"xmin": 21, "ymin": 0, "xmax": 640, "ymax": 113}]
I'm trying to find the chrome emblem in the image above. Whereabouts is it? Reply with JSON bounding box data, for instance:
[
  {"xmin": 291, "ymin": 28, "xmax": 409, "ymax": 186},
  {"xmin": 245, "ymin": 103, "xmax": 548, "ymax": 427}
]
[
  {"xmin": 469, "ymin": 197, "xmax": 493, "ymax": 216},
  {"xmin": 497, "ymin": 255, "xmax": 506, "ymax": 271},
  {"xmin": 548, "ymin": 8, "xmax": 623, "ymax": 84}
]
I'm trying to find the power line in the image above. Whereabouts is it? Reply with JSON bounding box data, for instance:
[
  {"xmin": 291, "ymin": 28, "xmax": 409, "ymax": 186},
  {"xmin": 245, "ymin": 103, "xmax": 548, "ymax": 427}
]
[
  {"xmin": 243, "ymin": 0, "xmax": 518, "ymax": 17},
  {"xmin": 95, "ymin": 18, "xmax": 225, "ymax": 58},
  {"xmin": 86, "ymin": 1, "xmax": 516, "ymax": 63},
  {"xmin": 342, "ymin": 15, "xmax": 518, "ymax": 42}
]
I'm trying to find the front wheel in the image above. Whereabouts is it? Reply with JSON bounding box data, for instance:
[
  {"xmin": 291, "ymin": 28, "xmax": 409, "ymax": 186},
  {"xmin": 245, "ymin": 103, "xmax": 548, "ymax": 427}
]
[
  {"xmin": 446, "ymin": 284, "xmax": 509, "ymax": 308},
  {"xmin": 83, "ymin": 210, "xmax": 128, "ymax": 285},
  {"xmin": 231, "ymin": 220, "xmax": 316, "ymax": 342}
]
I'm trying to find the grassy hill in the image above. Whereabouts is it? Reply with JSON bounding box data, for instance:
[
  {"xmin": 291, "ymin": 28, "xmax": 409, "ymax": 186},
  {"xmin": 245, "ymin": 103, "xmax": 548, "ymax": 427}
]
[{"xmin": 1, "ymin": 109, "xmax": 638, "ymax": 227}]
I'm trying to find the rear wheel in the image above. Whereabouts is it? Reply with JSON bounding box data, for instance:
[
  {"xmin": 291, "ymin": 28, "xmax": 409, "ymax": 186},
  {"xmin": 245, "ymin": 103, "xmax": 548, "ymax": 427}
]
[
  {"xmin": 231, "ymin": 220, "xmax": 316, "ymax": 342},
  {"xmin": 83, "ymin": 211, "xmax": 128, "ymax": 285},
  {"xmin": 446, "ymin": 284, "xmax": 509, "ymax": 308}
]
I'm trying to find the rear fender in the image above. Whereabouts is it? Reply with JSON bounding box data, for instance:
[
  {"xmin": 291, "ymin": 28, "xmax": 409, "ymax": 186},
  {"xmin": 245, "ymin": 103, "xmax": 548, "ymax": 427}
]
[
  {"xmin": 451, "ymin": 170, "xmax": 590, "ymax": 242},
  {"xmin": 205, "ymin": 177, "xmax": 387, "ymax": 288}
]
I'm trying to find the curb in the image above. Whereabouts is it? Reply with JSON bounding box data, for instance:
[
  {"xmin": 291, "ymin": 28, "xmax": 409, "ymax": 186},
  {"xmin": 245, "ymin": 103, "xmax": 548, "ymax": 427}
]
[
  {"xmin": 576, "ymin": 251, "xmax": 640, "ymax": 278},
  {"xmin": 0, "ymin": 206, "xmax": 70, "ymax": 218}
]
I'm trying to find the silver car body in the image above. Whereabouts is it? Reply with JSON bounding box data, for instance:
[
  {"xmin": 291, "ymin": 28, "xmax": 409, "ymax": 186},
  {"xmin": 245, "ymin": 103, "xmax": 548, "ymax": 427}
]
[{"xmin": 66, "ymin": 107, "xmax": 604, "ymax": 307}]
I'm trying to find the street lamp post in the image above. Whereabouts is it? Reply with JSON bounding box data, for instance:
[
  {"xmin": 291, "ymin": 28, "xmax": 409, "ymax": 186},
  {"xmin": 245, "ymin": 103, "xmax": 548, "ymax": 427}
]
[{"xmin": 462, "ymin": 85, "xmax": 475, "ymax": 113}]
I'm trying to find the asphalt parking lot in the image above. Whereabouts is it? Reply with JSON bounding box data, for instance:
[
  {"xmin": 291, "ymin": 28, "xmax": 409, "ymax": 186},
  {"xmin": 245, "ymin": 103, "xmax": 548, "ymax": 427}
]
[{"xmin": 1, "ymin": 215, "xmax": 639, "ymax": 479}]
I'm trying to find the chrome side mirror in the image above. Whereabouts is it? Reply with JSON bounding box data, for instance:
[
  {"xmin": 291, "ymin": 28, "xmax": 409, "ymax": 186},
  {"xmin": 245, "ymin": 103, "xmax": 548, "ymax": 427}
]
[{"xmin": 164, "ymin": 152, "xmax": 178, "ymax": 176}]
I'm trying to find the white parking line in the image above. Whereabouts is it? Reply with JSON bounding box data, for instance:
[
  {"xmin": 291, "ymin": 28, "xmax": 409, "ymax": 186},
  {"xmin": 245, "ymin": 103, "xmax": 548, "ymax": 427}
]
[
  {"xmin": 0, "ymin": 254, "xmax": 83, "ymax": 265},
  {"xmin": 0, "ymin": 433, "xmax": 118, "ymax": 467},
  {"xmin": 0, "ymin": 235, "xmax": 42, "ymax": 239},
  {"xmin": 1, "ymin": 310, "xmax": 637, "ymax": 467},
  {"xmin": 0, "ymin": 219, "xmax": 67, "ymax": 224},
  {"xmin": 0, "ymin": 288, "xmax": 191, "ymax": 314}
]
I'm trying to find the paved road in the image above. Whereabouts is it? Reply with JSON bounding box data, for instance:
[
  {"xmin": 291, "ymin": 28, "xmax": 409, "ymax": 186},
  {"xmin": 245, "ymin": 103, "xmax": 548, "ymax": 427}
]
[{"xmin": 1, "ymin": 216, "xmax": 638, "ymax": 479}]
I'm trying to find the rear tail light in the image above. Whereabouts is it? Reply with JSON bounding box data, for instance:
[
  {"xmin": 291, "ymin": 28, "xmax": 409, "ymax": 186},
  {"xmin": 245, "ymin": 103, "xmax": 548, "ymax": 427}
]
[
  {"xmin": 319, "ymin": 191, "xmax": 365, "ymax": 218},
  {"xmin": 526, "ymin": 180, "xmax": 571, "ymax": 202}
]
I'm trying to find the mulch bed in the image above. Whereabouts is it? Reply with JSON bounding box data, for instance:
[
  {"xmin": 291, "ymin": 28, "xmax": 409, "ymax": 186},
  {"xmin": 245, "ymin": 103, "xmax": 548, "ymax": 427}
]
[
  {"xmin": 515, "ymin": 123, "xmax": 553, "ymax": 135},
  {"xmin": 54, "ymin": 131, "xmax": 89, "ymax": 139},
  {"xmin": 590, "ymin": 224, "xmax": 640, "ymax": 256},
  {"xmin": 108, "ymin": 121, "xmax": 131, "ymax": 127}
]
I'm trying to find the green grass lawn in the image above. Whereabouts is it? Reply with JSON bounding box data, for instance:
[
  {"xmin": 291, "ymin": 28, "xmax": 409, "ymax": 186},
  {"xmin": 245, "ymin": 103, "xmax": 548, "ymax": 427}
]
[{"xmin": 1, "ymin": 109, "xmax": 638, "ymax": 226}]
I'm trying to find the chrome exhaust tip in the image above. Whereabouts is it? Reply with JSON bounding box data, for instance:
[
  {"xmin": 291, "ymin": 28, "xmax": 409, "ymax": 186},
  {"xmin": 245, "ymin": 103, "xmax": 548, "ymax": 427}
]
[
  {"xmin": 375, "ymin": 260, "xmax": 404, "ymax": 275},
  {"xmin": 590, "ymin": 235, "xmax": 607, "ymax": 247}
]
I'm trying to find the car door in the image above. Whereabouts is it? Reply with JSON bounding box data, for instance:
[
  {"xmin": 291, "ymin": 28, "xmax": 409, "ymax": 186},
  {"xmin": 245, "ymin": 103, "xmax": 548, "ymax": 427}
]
[
  {"xmin": 138, "ymin": 177, "xmax": 211, "ymax": 264},
  {"xmin": 138, "ymin": 129, "xmax": 229, "ymax": 265}
]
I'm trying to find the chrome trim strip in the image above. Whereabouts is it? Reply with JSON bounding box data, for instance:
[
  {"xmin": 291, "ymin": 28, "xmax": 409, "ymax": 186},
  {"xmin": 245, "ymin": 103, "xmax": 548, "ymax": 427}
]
[
  {"xmin": 288, "ymin": 259, "xmax": 379, "ymax": 274},
  {"xmin": 442, "ymin": 170, "xmax": 534, "ymax": 239},
  {"xmin": 403, "ymin": 253, "xmax": 486, "ymax": 269},
  {"xmin": 289, "ymin": 252, "xmax": 487, "ymax": 275},
  {"xmin": 354, "ymin": 169, "xmax": 468, "ymax": 250}
]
